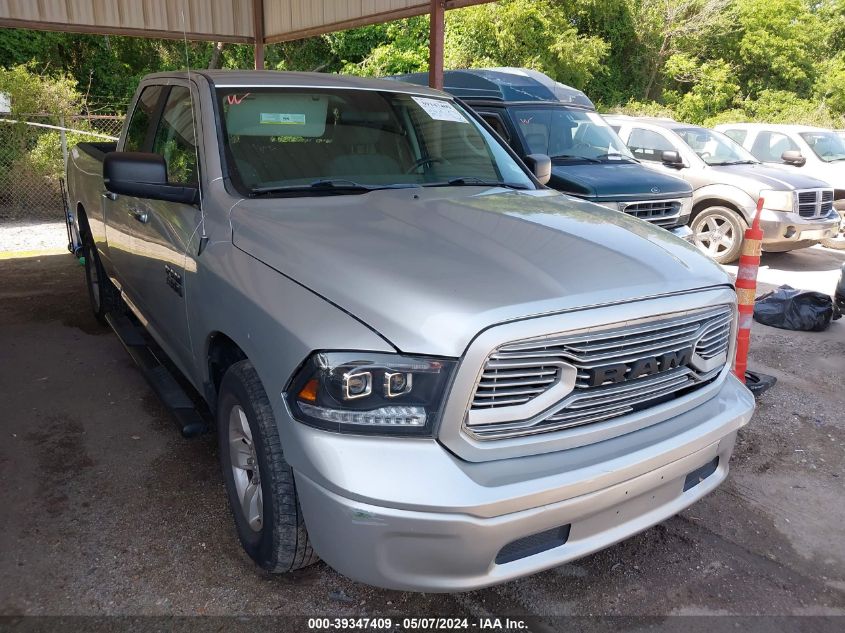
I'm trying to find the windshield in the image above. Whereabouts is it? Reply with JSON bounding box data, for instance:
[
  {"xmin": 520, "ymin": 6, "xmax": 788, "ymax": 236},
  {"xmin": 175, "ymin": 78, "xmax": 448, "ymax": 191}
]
[
  {"xmin": 216, "ymin": 88, "xmax": 534, "ymax": 195},
  {"xmin": 799, "ymin": 131, "xmax": 845, "ymax": 162},
  {"xmin": 675, "ymin": 127, "xmax": 758, "ymax": 166},
  {"xmin": 511, "ymin": 106, "xmax": 635, "ymax": 163}
]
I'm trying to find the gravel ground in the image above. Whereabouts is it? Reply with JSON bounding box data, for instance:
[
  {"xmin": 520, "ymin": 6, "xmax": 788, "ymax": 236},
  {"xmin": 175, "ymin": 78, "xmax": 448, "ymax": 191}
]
[
  {"xmin": 0, "ymin": 221, "xmax": 68, "ymax": 253},
  {"xmin": 0, "ymin": 247, "xmax": 843, "ymax": 629}
]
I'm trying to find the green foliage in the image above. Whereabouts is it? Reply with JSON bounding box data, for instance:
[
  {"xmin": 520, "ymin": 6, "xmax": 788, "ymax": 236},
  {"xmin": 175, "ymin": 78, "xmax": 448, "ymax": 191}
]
[
  {"xmin": 734, "ymin": 0, "xmax": 820, "ymax": 95},
  {"xmin": 444, "ymin": 0, "xmax": 609, "ymax": 88},
  {"xmin": 0, "ymin": 0, "xmax": 843, "ymax": 131},
  {"xmin": 0, "ymin": 64, "xmax": 81, "ymax": 119},
  {"xmin": 663, "ymin": 55, "xmax": 740, "ymax": 122},
  {"xmin": 346, "ymin": 18, "xmax": 429, "ymax": 76}
]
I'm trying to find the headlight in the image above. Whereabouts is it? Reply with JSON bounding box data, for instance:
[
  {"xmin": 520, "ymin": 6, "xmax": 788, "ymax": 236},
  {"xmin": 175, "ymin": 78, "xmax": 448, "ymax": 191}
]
[
  {"xmin": 759, "ymin": 189, "xmax": 796, "ymax": 213},
  {"xmin": 678, "ymin": 197, "xmax": 693, "ymax": 221},
  {"xmin": 285, "ymin": 351, "xmax": 456, "ymax": 436}
]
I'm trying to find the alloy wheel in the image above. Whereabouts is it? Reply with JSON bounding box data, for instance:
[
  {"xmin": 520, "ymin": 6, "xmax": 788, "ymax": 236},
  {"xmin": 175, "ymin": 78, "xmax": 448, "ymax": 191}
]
[{"xmin": 228, "ymin": 405, "xmax": 263, "ymax": 532}]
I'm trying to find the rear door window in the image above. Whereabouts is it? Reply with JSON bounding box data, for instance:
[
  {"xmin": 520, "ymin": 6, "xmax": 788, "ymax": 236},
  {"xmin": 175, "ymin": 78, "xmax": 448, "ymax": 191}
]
[
  {"xmin": 123, "ymin": 85, "xmax": 165, "ymax": 152},
  {"xmin": 628, "ymin": 127, "xmax": 674, "ymax": 162}
]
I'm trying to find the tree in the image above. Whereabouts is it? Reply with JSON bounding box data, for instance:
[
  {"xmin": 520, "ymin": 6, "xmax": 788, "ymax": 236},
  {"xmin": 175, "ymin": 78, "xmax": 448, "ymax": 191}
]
[
  {"xmin": 662, "ymin": 54, "xmax": 740, "ymax": 122},
  {"xmin": 444, "ymin": 0, "xmax": 609, "ymax": 88},
  {"xmin": 734, "ymin": 0, "xmax": 821, "ymax": 95},
  {"xmin": 634, "ymin": 0, "xmax": 734, "ymax": 101}
]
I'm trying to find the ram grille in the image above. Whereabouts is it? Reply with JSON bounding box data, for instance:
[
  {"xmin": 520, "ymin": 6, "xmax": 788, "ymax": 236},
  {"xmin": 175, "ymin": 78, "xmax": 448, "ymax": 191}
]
[{"xmin": 466, "ymin": 306, "xmax": 733, "ymax": 440}]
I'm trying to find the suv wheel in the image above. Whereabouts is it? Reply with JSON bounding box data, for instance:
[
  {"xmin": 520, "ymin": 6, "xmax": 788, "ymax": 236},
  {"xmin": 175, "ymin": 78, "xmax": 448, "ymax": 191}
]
[
  {"xmin": 691, "ymin": 205, "xmax": 747, "ymax": 264},
  {"xmin": 217, "ymin": 360, "xmax": 318, "ymax": 573}
]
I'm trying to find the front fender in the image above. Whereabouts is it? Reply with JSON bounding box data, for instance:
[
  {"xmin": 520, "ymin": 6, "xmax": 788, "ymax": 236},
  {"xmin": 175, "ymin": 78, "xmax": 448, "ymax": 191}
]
[
  {"xmin": 692, "ymin": 184, "xmax": 757, "ymax": 223},
  {"xmin": 187, "ymin": 241, "xmax": 396, "ymax": 473}
]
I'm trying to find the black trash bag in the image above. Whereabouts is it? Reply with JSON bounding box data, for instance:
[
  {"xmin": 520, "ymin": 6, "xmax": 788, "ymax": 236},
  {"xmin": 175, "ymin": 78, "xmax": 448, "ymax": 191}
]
[{"xmin": 753, "ymin": 285, "xmax": 834, "ymax": 332}]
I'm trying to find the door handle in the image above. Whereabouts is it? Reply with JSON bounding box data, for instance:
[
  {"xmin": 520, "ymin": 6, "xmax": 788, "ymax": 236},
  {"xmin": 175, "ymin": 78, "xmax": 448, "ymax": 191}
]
[
  {"xmin": 128, "ymin": 208, "xmax": 149, "ymax": 224},
  {"xmin": 102, "ymin": 191, "xmax": 118, "ymax": 201}
]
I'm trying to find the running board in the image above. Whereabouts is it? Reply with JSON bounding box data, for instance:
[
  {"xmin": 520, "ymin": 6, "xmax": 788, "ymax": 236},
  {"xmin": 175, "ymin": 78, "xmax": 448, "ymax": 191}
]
[{"xmin": 105, "ymin": 312, "xmax": 211, "ymax": 438}]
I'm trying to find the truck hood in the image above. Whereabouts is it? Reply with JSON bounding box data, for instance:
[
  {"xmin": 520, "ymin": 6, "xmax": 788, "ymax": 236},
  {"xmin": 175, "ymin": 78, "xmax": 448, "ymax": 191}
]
[
  {"xmin": 231, "ymin": 187, "xmax": 731, "ymax": 357},
  {"xmin": 548, "ymin": 162, "xmax": 691, "ymax": 200},
  {"xmin": 771, "ymin": 161, "xmax": 845, "ymax": 191},
  {"xmin": 707, "ymin": 162, "xmax": 833, "ymax": 192}
]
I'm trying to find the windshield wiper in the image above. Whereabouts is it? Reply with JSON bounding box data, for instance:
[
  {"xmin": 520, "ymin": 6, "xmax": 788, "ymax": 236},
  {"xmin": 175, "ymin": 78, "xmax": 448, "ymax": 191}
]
[
  {"xmin": 549, "ymin": 154, "xmax": 602, "ymax": 164},
  {"xmin": 250, "ymin": 179, "xmax": 412, "ymax": 196},
  {"xmin": 423, "ymin": 177, "xmax": 529, "ymax": 190},
  {"xmin": 710, "ymin": 160, "xmax": 757, "ymax": 166}
]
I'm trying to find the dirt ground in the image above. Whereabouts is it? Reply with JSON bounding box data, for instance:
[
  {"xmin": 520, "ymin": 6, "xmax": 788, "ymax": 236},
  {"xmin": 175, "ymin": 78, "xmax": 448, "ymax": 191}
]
[{"xmin": 0, "ymin": 244, "xmax": 843, "ymax": 627}]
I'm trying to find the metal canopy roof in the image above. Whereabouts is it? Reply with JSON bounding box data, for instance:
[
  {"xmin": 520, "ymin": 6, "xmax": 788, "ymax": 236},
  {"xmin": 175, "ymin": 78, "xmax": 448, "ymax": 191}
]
[{"xmin": 0, "ymin": 0, "xmax": 487, "ymax": 44}]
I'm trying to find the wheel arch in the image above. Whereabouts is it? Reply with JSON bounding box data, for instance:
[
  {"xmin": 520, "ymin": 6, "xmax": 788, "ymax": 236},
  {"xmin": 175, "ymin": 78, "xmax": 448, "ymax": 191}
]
[
  {"xmin": 75, "ymin": 202, "xmax": 89, "ymax": 233},
  {"xmin": 206, "ymin": 331, "xmax": 249, "ymax": 406},
  {"xmin": 691, "ymin": 198, "xmax": 745, "ymax": 222}
]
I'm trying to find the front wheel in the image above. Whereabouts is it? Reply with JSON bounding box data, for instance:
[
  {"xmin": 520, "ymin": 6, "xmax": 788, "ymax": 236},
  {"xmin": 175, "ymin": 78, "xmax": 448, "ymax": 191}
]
[
  {"xmin": 690, "ymin": 205, "xmax": 747, "ymax": 264},
  {"xmin": 217, "ymin": 360, "xmax": 318, "ymax": 573}
]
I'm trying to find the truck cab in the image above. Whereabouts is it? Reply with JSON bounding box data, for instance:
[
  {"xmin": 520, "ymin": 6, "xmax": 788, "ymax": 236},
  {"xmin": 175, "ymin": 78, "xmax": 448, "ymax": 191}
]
[{"xmin": 391, "ymin": 68, "xmax": 694, "ymax": 238}]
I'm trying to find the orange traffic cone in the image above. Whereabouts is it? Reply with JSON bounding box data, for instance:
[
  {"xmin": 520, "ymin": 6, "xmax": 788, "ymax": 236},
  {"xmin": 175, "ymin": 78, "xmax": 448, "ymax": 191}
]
[{"xmin": 733, "ymin": 197, "xmax": 765, "ymax": 384}]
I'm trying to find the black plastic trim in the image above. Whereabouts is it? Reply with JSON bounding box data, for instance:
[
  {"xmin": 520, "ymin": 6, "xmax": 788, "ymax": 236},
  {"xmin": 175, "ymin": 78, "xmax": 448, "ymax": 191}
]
[
  {"xmin": 495, "ymin": 525, "xmax": 571, "ymax": 565},
  {"xmin": 683, "ymin": 456, "xmax": 720, "ymax": 492}
]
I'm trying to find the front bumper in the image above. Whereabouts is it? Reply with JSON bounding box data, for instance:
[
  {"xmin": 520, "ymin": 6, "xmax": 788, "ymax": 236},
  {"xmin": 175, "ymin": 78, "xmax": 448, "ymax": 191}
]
[
  {"xmin": 294, "ymin": 374, "xmax": 754, "ymax": 592},
  {"xmin": 758, "ymin": 209, "xmax": 839, "ymax": 251}
]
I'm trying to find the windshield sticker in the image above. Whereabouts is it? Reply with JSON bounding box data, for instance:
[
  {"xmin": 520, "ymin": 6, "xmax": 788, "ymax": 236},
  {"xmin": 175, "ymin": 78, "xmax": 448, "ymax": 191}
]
[
  {"xmin": 411, "ymin": 96, "xmax": 467, "ymax": 123},
  {"xmin": 260, "ymin": 112, "xmax": 306, "ymax": 125},
  {"xmin": 226, "ymin": 93, "xmax": 250, "ymax": 105}
]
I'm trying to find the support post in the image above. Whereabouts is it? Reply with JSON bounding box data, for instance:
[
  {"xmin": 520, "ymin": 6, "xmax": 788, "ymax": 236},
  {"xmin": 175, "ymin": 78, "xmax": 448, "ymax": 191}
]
[
  {"xmin": 428, "ymin": 0, "xmax": 445, "ymax": 89},
  {"xmin": 253, "ymin": 0, "xmax": 265, "ymax": 69},
  {"xmin": 59, "ymin": 114, "xmax": 68, "ymax": 174}
]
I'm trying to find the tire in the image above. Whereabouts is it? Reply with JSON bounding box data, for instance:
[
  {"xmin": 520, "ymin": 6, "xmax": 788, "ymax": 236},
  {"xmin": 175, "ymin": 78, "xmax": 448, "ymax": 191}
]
[
  {"xmin": 217, "ymin": 360, "xmax": 318, "ymax": 573},
  {"xmin": 79, "ymin": 215, "xmax": 119, "ymax": 324},
  {"xmin": 690, "ymin": 205, "xmax": 748, "ymax": 264}
]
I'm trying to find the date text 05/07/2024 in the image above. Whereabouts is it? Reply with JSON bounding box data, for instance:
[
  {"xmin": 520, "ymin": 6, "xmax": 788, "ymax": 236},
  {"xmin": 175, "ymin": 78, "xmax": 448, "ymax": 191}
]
[{"xmin": 307, "ymin": 617, "xmax": 529, "ymax": 630}]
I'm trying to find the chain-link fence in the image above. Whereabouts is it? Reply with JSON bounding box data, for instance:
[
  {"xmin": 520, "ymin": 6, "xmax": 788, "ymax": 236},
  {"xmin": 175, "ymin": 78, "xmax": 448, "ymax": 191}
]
[{"xmin": 0, "ymin": 114, "xmax": 124, "ymax": 223}]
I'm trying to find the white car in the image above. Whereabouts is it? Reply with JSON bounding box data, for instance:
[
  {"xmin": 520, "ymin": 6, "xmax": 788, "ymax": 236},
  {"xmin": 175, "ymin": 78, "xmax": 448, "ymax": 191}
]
[{"xmin": 714, "ymin": 123, "xmax": 845, "ymax": 248}]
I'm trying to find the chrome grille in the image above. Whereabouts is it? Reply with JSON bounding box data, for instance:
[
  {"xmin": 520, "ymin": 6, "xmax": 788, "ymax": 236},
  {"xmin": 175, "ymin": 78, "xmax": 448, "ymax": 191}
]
[
  {"xmin": 466, "ymin": 306, "xmax": 733, "ymax": 440},
  {"xmin": 621, "ymin": 200, "xmax": 682, "ymax": 228},
  {"xmin": 797, "ymin": 189, "xmax": 834, "ymax": 218},
  {"xmin": 473, "ymin": 361, "xmax": 559, "ymax": 408}
]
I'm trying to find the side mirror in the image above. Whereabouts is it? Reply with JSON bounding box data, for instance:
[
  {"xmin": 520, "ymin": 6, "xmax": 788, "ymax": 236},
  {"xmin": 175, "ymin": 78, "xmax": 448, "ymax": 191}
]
[
  {"xmin": 104, "ymin": 152, "xmax": 199, "ymax": 204},
  {"xmin": 524, "ymin": 153, "xmax": 552, "ymax": 185},
  {"xmin": 661, "ymin": 150, "xmax": 684, "ymax": 168},
  {"xmin": 781, "ymin": 150, "xmax": 806, "ymax": 167}
]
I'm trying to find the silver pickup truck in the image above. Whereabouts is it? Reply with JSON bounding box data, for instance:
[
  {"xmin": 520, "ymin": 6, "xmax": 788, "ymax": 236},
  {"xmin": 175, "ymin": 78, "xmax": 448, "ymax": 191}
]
[{"xmin": 66, "ymin": 71, "xmax": 754, "ymax": 592}]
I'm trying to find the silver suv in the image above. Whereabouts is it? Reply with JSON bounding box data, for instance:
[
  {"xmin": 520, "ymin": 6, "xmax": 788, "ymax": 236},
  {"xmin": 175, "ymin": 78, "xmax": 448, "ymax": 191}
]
[{"xmin": 608, "ymin": 116, "xmax": 838, "ymax": 263}]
